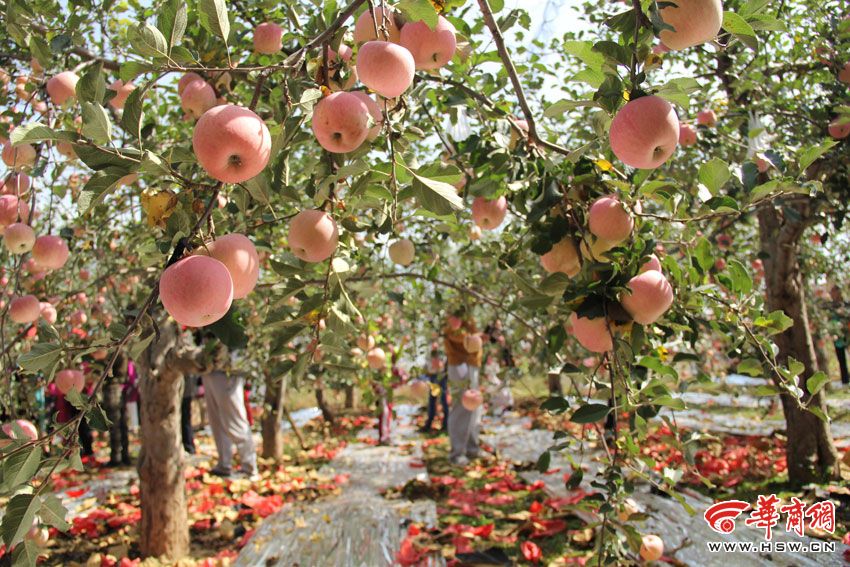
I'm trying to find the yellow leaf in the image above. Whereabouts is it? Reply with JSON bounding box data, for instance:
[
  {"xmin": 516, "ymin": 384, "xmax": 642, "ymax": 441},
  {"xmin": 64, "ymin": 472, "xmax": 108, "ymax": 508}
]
[
  {"xmin": 594, "ymin": 159, "xmax": 613, "ymax": 171},
  {"xmin": 140, "ymin": 188, "xmax": 178, "ymax": 228}
]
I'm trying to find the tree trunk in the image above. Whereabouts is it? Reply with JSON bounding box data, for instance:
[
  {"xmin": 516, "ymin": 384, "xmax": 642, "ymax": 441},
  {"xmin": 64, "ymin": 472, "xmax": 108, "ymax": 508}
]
[
  {"xmin": 261, "ymin": 372, "xmax": 287, "ymax": 460},
  {"xmin": 344, "ymin": 384, "xmax": 355, "ymax": 409},
  {"xmin": 136, "ymin": 320, "xmax": 199, "ymax": 559},
  {"xmin": 315, "ymin": 383, "xmax": 335, "ymax": 424},
  {"xmin": 547, "ymin": 371, "xmax": 563, "ymax": 397},
  {"xmin": 758, "ymin": 202, "xmax": 840, "ymax": 485}
]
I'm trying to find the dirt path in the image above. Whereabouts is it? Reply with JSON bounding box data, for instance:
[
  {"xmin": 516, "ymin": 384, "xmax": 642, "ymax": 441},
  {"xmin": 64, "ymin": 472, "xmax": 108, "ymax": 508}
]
[{"xmin": 236, "ymin": 405, "xmax": 443, "ymax": 566}]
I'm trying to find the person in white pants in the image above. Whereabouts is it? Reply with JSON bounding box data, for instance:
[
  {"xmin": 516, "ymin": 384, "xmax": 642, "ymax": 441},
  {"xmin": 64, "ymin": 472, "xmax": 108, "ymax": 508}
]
[
  {"xmin": 201, "ymin": 341, "xmax": 257, "ymax": 478},
  {"xmin": 443, "ymin": 309, "xmax": 483, "ymax": 465}
]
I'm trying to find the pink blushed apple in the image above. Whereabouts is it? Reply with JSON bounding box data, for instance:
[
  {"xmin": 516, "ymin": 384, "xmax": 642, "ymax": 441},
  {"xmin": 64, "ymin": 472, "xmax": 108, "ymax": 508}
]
[
  {"xmin": 311, "ymin": 92, "xmax": 371, "ymax": 153},
  {"xmin": 609, "ymin": 95, "xmax": 679, "ymax": 169},
  {"xmin": 678, "ymin": 122, "xmax": 697, "ymax": 146},
  {"xmin": 56, "ymin": 369, "xmax": 85, "ymax": 395},
  {"xmin": 10, "ymin": 295, "xmax": 40, "ymax": 324},
  {"xmin": 471, "ymin": 196, "xmax": 508, "ymax": 230},
  {"xmin": 569, "ymin": 312, "xmax": 613, "ymax": 353},
  {"xmin": 108, "ymin": 79, "xmax": 136, "ymax": 110},
  {"xmin": 181, "ymin": 80, "xmax": 216, "ymax": 119},
  {"xmin": 540, "ymin": 237, "xmax": 581, "ymax": 277},
  {"xmin": 288, "ymin": 209, "xmax": 339, "ymax": 263},
  {"xmin": 658, "ymin": 0, "xmax": 723, "ymax": 50},
  {"xmin": 620, "ymin": 270, "xmax": 674, "ymax": 325},
  {"xmin": 192, "ymin": 104, "xmax": 272, "ymax": 184},
  {"xmin": 367, "ymin": 347, "xmax": 386, "ymax": 369},
  {"xmin": 461, "ymin": 389, "xmax": 483, "ymax": 411},
  {"xmin": 399, "ymin": 16, "xmax": 457, "ymax": 70},
  {"xmin": 588, "ymin": 196, "xmax": 633, "ymax": 244},
  {"xmin": 159, "ymin": 255, "xmax": 234, "ymax": 327},
  {"xmin": 0, "ymin": 195, "xmax": 29, "ymax": 227},
  {"xmin": 353, "ymin": 6, "xmax": 401, "ymax": 44},
  {"xmin": 195, "ymin": 233, "xmax": 260, "ymax": 299},
  {"xmin": 356, "ymin": 41, "xmax": 415, "ymax": 99},
  {"xmin": 46, "ymin": 71, "xmax": 80, "ymax": 105},
  {"xmin": 254, "ymin": 22, "xmax": 283, "ymax": 54},
  {"xmin": 3, "ymin": 222, "xmax": 35, "ymax": 254},
  {"xmin": 177, "ymin": 72, "xmax": 204, "ymax": 95},
  {"xmin": 32, "ymin": 235, "xmax": 70, "ymax": 270},
  {"xmin": 828, "ymin": 119, "xmax": 850, "ymax": 139},
  {"xmin": 697, "ymin": 108, "xmax": 717, "ymax": 127},
  {"xmin": 2, "ymin": 143, "xmax": 37, "ymax": 169}
]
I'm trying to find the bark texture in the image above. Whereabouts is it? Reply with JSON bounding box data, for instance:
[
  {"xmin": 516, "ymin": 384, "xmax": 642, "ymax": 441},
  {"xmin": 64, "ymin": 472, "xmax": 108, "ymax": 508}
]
[
  {"xmin": 758, "ymin": 201, "xmax": 840, "ymax": 485},
  {"xmin": 136, "ymin": 320, "xmax": 202, "ymax": 558},
  {"xmin": 261, "ymin": 372, "xmax": 287, "ymax": 459}
]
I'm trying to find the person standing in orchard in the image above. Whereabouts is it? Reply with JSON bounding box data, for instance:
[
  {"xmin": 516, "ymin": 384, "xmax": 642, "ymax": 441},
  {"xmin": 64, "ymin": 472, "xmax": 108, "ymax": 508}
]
[
  {"xmin": 200, "ymin": 337, "xmax": 258, "ymax": 479},
  {"xmin": 420, "ymin": 342, "xmax": 448, "ymax": 433},
  {"xmin": 443, "ymin": 307, "xmax": 484, "ymax": 465}
]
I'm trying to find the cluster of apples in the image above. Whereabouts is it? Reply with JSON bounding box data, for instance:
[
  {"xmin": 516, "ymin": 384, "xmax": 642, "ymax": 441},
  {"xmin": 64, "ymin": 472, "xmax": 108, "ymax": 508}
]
[
  {"xmin": 608, "ymin": 0, "xmax": 723, "ymax": 170},
  {"xmin": 304, "ymin": 6, "xmax": 456, "ymax": 154},
  {"xmin": 538, "ymin": 195, "xmax": 674, "ymax": 352},
  {"xmin": 353, "ymin": 334, "xmax": 387, "ymax": 370},
  {"xmin": 158, "ymin": 233, "xmax": 260, "ymax": 328},
  {"xmin": 677, "ymin": 107, "xmax": 717, "ymax": 148}
]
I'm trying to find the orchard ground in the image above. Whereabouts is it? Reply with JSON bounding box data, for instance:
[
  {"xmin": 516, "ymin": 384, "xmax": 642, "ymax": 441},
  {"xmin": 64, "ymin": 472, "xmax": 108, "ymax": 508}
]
[{"xmin": 1, "ymin": 375, "xmax": 847, "ymax": 566}]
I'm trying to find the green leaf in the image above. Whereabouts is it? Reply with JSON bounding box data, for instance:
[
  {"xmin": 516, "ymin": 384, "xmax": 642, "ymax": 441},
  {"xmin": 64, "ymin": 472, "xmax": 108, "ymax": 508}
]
[
  {"xmin": 128, "ymin": 23, "xmax": 169, "ymax": 58},
  {"xmin": 570, "ymin": 403, "xmax": 609, "ymax": 424},
  {"xmin": 38, "ymin": 495, "xmax": 69, "ymax": 531},
  {"xmin": 207, "ymin": 306, "xmax": 248, "ymax": 349},
  {"xmin": 76, "ymin": 61, "xmax": 105, "ymax": 104},
  {"xmin": 80, "ymin": 102, "xmax": 112, "ymax": 145},
  {"xmin": 698, "ymin": 158, "xmax": 731, "ymax": 195},
  {"xmin": 10, "ymin": 123, "xmax": 75, "ymax": 145},
  {"xmin": 541, "ymin": 396, "xmax": 569, "ymax": 414},
  {"xmin": 198, "ymin": 0, "xmax": 231, "ymax": 42},
  {"xmin": 723, "ymin": 12, "xmax": 758, "ymax": 50},
  {"xmin": 410, "ymin": 172, "xmax": 464, "ymax": 215},
  {"xmin": 85, "ymin": 404, "xmax": 111, "ymax": 432},
  {"xmin": 121, "ymin": 85, "xmax": 147, "ymax": 142},
  {"xmin": 654, "ymin": 77, "xmax": 701, "ymax": 109},
  {"xmin": 543, "ymin": 99, "xmax": 600, "ymax": 118},
  {"xmin": 0, "ymin": 445, "xmax": 42, "ymax": 493},
  {"xmin": 119, "ymin": 62, "xmax": 154, "ymax": 83},
  {"xmin": 535, "ymin": 450, "xmax": 551, "ymax": 473},
  {"xmin": 28, "ymin": 35, "xmax": 52, "ymax": 69},
  {"xmin": 78, "ymin": 170, "xmax": 125, "ymax": 214},
  {"xmin": 753, "ymin": 310, "xmax": 794, "ymax": 335},
  {"xmin": 693, "ymin": 237, "xmax": 713, "ymax": 271},
  {"xmin": 806, "ymin": 371, "xmax": 829, "ymax": 396},
  {"xmin": 737, "ymin": 358, "xmax": 763, "ymax": 377},
  {"xmin": 563, "ymin": 40, "xmax": 605, "ymax": 68},
  {"xmin": 396, "ymin": 0, "xmax": 438, "ymax": 29},
  {"xmin": 17, "ymin": 343, "xmax": 62, "ymax": 374},
  {"xmin": 797, "ymin": 140, "xmax": 838, "ymax": 173},
  {"xmin": 727, "ymin": 259, "xmax": 753, "ymax": 294},
  {"xmin": 158, "ymin": 0, "xmax": 188, "ymax": 51},
  {"xmin": 1, "ymin": 494, "xmax": 39, "ymax": 547},
  {"xmin": 11, "ymin": 539, "xmax": 39, "ymax": 567}
]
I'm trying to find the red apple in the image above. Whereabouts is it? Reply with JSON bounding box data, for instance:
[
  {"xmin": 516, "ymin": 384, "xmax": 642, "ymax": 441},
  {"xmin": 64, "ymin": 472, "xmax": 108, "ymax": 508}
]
[
  {"xmin": 471, "ymin": 196, "xmax": 508, "ymax": 230},
  {"xmin": 288, "ymin": 209, "xmax": 339, "ymax": 263},
  {"xmin": 192, "ymin": 105, "xmax": 271, "ymax": 183},
  {"xmin": 356, "ymin": 41, "xmax": 415, "ymax": 98},
  {"xmin": 658, "ymin": 0, "xmax": 723, "ymax": 50},
  {"xmin": 159, "ymin": 255, "xmax": 234, "ymax": 327},
  {"xmin": 620, "ymin": 270, "xmax": 674, "ymax": 325},
  {"xmin": 609, "ymin": 96, "xmax": 678, "ymax": 169}
]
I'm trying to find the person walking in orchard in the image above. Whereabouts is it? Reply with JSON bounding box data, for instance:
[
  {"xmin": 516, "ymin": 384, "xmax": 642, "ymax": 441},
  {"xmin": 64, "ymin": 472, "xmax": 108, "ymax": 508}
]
[
  {"xmin": 201, "ymin": 337, "xmax": 258, "ymax": 479},
  {"xmin": 420, "ymin": 342, "xmax": 448, "ymax": 433},
  {"xmin": 444, "ymin": 307, "xmax": 483, "ymax": 465}
]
